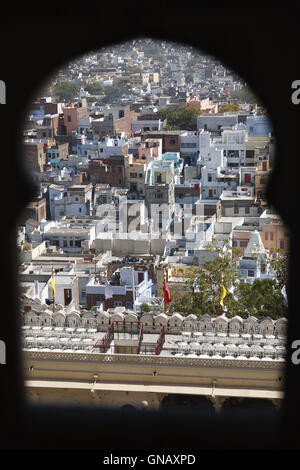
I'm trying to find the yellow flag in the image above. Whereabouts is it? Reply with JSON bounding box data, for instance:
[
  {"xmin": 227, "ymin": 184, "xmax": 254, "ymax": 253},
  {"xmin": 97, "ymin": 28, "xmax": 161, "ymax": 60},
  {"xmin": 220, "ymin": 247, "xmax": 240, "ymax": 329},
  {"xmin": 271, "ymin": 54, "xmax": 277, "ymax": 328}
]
[
  {"xmin": 220, "ymin": 279, "xmax": 227, "ymax": 307},
  {"xmin": 50, "ymin": 268, "xmax": 55, "ymax": 299}
]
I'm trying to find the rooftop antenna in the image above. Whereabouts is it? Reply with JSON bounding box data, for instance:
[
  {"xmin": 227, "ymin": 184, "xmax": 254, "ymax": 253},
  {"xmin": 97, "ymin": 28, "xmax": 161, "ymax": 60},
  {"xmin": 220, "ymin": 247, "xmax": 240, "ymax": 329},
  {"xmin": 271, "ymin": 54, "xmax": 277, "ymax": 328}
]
[{"xmin": 132, "ymin": 266, "xmax": 136, "ymax": 315}]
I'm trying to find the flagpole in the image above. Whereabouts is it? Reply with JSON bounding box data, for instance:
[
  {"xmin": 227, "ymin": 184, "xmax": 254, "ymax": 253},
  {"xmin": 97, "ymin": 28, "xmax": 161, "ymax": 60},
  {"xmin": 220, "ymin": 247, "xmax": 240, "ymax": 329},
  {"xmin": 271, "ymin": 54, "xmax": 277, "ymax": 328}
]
[
  {"xmin": 163, "ymin": 268, "xmax": 166, "ymax": 314},
  {"xmin": 220, "ymin": 272, "xmax": 223, "ymax": 315},
  {"xmin": 132, "ymin": 266, "xmax": 136, "ymax": 315},
  {"xmin": 52, "ymin": 266, "xmax": 55, "ymax": 313}
]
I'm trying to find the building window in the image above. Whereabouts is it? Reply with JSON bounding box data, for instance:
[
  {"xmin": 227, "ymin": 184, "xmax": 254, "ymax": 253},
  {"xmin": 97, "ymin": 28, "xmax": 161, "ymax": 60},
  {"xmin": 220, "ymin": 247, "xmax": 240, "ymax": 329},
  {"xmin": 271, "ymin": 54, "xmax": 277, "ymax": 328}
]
[
  {"xmin": 114, "ymin": 301, "xmax": 123, "ymax": 307},
  {"xmin": 245, "ymin": 207, "xmax": 250, "ymax": 214},
  {"xmin": 265, "ymin": 232, "xmax": 269, "ymax": 240},
  {"xmin": 67, "ymin": 115, "xmax": 71, "ymax": 122},
  {"xmin": 75, "ymin": 240, "xmax": 81, "ymax": 247},
  {"xmin": 280, "ymin": 239, "xmax": 285, "ymax": 249},
  {"xmin": 234, "ymin": 206, "xmax": 239, "ymax": 214},
  {"xmin": 155, "ymin": 193, "xmax": 163, "ymax": 199},
  {"xmin": 240, "ymin": 240, "xmax": 248, "ymax": 247},
  {"xmin": 232, "ymin": 240, "xmax": 238, "ymax": 247},
  {"xmin": 70, "ymin": 240, "xmax": 73, "ymax": 247},
  {"xmin": 248, "ymin": 270, "xmax": 255, "ymax": 277},
  {"xmin": 170, "ymin": 139, "xmax": 176, "ymax": 145},
  {"xmin": 270, "ymin": 232, "xmax": 274, "ymax": 241},
  {"xmin": 130, "ymin": 173, "xmax": 137, "ymax": 178}
]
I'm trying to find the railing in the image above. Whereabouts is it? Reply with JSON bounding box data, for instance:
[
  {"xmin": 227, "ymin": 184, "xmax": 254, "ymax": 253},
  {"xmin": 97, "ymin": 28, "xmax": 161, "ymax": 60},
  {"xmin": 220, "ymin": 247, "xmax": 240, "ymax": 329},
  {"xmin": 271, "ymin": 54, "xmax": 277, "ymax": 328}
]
[
  {"xmin": 23, "ymin": 350, "xmax": 284, "ymax": 369},
  {"xmin": 113, "ymin": 320, "xmax": 142, "ymax": 338},
  {"xmin": 155, "ymin": 326, "xmax": 165, "ymax": 355},
  {"xmin": 98, "ymin": 323, "xmax": 114, "ymax": 353},
  {"xmin": 136, "ymin": 322, "xmax": 144, "ymax": 355}
]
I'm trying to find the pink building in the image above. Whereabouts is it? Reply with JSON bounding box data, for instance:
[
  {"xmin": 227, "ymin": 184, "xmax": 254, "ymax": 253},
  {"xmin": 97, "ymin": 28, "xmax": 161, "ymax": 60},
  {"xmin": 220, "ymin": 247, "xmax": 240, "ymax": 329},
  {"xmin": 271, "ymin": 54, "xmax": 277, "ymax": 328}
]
[
  {"xmin": 138, "ymin": 138, "xmax": 162, "ymax": 160},
  {"xmin": 63, "ymin": 101, "xmax": 88, "ymax": 136},
  {"xmin": 187, "ymin": 96, "xmax": 218, "ymax": 114},
  {"xmin": 232, "ymin": 231, "xmax": 251, "ymax": 255}
]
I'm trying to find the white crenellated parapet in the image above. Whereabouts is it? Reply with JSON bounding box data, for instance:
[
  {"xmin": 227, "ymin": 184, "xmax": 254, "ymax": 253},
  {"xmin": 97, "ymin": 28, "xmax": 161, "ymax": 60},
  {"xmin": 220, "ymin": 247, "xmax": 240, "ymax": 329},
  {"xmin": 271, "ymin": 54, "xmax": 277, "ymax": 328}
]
[{"xmin": 22, "ymin": 305, "xmax": 288, "ymax": 338}]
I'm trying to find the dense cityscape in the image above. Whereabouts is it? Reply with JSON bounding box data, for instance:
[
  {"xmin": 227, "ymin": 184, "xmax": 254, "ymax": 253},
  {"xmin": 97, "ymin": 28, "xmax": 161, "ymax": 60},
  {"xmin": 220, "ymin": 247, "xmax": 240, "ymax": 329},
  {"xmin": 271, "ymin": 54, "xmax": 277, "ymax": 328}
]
[{"xmin": 19, "ymin": 39, "xmax": 287, "ymax": 412}]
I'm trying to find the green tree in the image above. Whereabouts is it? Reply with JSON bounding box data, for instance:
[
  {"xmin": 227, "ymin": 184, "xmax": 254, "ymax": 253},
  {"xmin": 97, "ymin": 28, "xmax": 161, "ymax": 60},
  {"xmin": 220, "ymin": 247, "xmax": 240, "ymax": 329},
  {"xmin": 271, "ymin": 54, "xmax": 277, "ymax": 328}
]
[
  {"xmin": 266, "ymin": 250, "xmax": 289, "ymax": 290},
  {"xmin": 140, "ymin": 303, "xmax": 150, "ymax": 313},
  {"xmin": 85, "ymin": 82, "xmax": 103, "ymax": 95},
  {"xmin": 100, "ymin": 78, "xmax": 131, "ymax": 104},
  {"xmin": 54, "ymin": 81, "xmax": 80, "ymax": 101},
  {"xmin": 218, "ymin": 103, "xmax": 240, "ymax": 113},
  {"xmin": 157, "ymin": 105, "xmax": 202, "ymax": 131},
  {"xmin": 168, "ymin": 239, "xmax": 240, "ymax": 316},
  {"xmin": 126, "ymin": 66, "xmax": 142, "ymax": 74},
  {"xmin": 185, "ymin": 73, "xmax": 194, "ymax": 83},
  {"xmin": 231, "ymin": 86, "xmax": 260, "ymax": 105},
  {"xmin": 234, "ymin": 278, "xmax": 285, "ymax": 319},
  {"xmin": 187, "ymin": 57, "xmax": 201, "ymax": 67},
  {"xmin": 167, "ymin": 238, "xmax": 287, "ymax": 319}
]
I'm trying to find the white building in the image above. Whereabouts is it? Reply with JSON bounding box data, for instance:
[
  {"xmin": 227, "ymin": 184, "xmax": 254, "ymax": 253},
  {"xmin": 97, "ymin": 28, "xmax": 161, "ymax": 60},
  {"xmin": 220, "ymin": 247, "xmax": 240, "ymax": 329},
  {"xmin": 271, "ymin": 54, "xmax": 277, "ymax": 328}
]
[
  {"xmin": 215, "ymin": 129, "xmax": 248, "ymax": 167},
  {"xmin": 43, "ymin": 224, "xmax": 96, "ymax": 253},
  {"xmin": 131, "ymin": 119, "xmax": 164, "ymax": 134},
  {"xmin": 200, "ymin": 167, "xmax": 239, "ymax": 200}
]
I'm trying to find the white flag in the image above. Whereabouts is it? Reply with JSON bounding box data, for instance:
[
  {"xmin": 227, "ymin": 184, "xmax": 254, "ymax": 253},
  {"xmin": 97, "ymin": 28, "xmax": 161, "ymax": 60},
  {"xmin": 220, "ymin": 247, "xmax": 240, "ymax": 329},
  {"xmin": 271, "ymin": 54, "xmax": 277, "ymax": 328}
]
[
  {"xmin": 281, "ymin": 285, "xmax": 288, "ymax": 307},
  {"xmin": 105, "ymin": 280, "xmax": 113, "ymax": 299}
]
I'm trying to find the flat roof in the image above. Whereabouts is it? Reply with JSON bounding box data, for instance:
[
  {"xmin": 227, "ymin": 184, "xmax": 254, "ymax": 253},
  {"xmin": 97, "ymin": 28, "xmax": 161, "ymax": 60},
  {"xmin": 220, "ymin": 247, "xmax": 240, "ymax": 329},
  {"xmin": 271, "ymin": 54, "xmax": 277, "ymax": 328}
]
[{"xmin": 24, "ymin": 380, "xmax": 283, "ymax": 400}]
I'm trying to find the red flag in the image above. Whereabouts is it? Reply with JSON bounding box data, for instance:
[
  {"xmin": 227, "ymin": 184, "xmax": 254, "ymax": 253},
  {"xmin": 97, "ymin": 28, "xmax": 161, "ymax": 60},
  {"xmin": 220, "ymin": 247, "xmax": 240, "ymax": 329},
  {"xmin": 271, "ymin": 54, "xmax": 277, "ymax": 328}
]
[{"xmin": 163, "ymin": 280, "xmax": 171, "ymax": 303}]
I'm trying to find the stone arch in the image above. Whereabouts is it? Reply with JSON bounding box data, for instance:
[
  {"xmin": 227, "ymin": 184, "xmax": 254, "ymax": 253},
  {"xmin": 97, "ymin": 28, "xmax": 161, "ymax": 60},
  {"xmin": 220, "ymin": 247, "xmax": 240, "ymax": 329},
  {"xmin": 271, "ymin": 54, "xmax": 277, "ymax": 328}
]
[
  {"xmin": 168, "ymin": 313, "xmax": 183, "ymax": 332},
  {"xmin": 229, "ymin": 316, "xmax": 243, "ymax": 334},
  {"xmin": 213, "ymin": 316, "xmax": 229, "ymax": 333},
  {"xmin": 24, "ymin": 310, "xmax": 38, "ymax": 326},
  {"xmin": 52, "ymin": 311, "xmax": 66, "ymax": 327},
  {"xmin": 154, "ymin": 313, "xmax": 168, "ymax": 331},
  {"xmin": 260, "ymin": 317, "xmax": 274, "ymax": 336},
  {"xmin": 198, "ymin": 314, "xmax": 212, "ymax": 332},
  {"xmin": 183, "ymin": 314, "xmax": 198, "ymax": 331},
  {"xmin": 120, "ymin": 404, "xmax": 137, "ymax": 412},
  {"xmin": 81, "ymin": 312, "xmax": 97, "ymax": 328},
  {"xmin": 242, "ymin": 316, "xmax": 258, "ymax": 334},
  {"xmin": 125, "ymin": 313, "xmax": 138, "ymax": 324},
  {"xmin": 274, "ymin": 318, "xmax": 287, "ymax": 336},
  {"xmin": 140, "ymin": 313, "xmax": 154, "ymax": 331},
  {"xmin": 97, "ymin": 311, "xmax": 110, "ymax": 329},
  {"xmin": 110, "ymin": 312, "xmax": 125, "ymax": 324},
  {"xmin": 66, "ymin": 311, "xmax": 81, "ymax": 328},
  {"xmin": 40, "ymin": 310, "xmax": 52, "ymax": 326}
]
